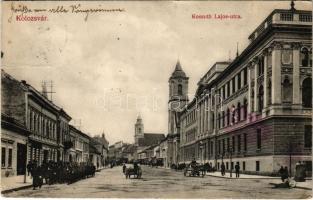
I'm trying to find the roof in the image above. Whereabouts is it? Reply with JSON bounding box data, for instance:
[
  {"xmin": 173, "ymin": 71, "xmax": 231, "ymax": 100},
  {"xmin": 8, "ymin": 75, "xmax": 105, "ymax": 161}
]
[
  {"xmin": 169, "ymin": 61, "xmax": 187, "ymax": 79},
  {"xmin": 1, "ymin": 113, "xmax": 31, "ymax": 137},
  {"xmin": 89, "ymin": 143, "xmax": 101, "ymax": 155},
  {"xmin": 138, "ymin": 133, "xmax": 165, "ymax": 147}
]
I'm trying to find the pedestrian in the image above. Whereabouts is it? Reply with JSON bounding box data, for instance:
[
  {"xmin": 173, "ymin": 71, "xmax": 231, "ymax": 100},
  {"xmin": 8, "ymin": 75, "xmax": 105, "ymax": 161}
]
[
  {"xmin": 123, "ymin": 164, "xmax": 126, "ymax": 174},
  {"xmin": 27, "ymin": 160, "xmax": 33, "ymax": 177},
  {"xmin": 279, "ymin": 166, "xmax": 285, "ymax": 182},
  {"xmin": 235, "ymin": 163, "xmax": 240, "ymax": 178},
  {"xmin": 221, "ymin": 162, "xmax": 226, "ymax": 176},
  {"xmin": 283, "ymin": 166, "xmax": 289, "ymax": 182},
  {"xmin": 32, "ymin": 163, "xmax": 43, "ymax": 190}
]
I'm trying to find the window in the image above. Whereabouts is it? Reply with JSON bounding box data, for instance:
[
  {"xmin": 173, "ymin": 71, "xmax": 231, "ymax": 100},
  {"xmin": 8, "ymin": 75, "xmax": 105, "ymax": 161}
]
[
  {"xmin": 256, "ymin": 161, "xmax": 260, "ymax": 171},
  {"xmin": 244, "ymin": 133, "xmax": 247, "ymax": 151},
  {"xmin": 232, "ymin": 78, "xmax": 236, "ymax": 93},
  {"xmin": 226, "ymin": 162, "xmax": 229, "ymax": 170},
  {"xmin": 8, "ymin": 149, "xmax": 12, "ymax": 168},
  {"xmin": 222, "ymin": 139, "xmax": 225, "ymax": 154},
  {"xmin": 227, "ymin": 82, "xmax": 230, "ymax": 97},
  {"xmin": 222, "ymin": 86, "xmax": 225, "ymax": 100},
  {"xmin": 231, "ymin": 162, "xmax": 234, "ymax": 170},
  {"xmin": 282, "ymin": 77, "xmax": 292, "ymax": 103},
  {"xmin": 227, "ymin": 108, "xmax": 230, "ymax": 126},
  {"xmin": 238, "ymin": 73, "xmax": 241, "ymax": 89},
  {"xmin": 302, "ymin": 78, "xmax": 312, "ymax": 108},
  {"xmin": 232, "ymin": 136, "xmax": 235, "ymax": 152},
  {"xmin": 212, "ymin": 113, "xmax": 215, "ymax": 129},
  {"xmin": 243, "ymin": 99, "xmax": 248, "ymax": 120},
  {"xmin": 243, "ymin": 68, "xmax": 248, "ymax": 85},
  {"xmin": 304, "ymin": 125, "xmax": 312, "ymax": 148},
  {"xmin": 258, "ymin": 57, "xmax": 264, "ymax": 76},
  {"xmin": 231, "ymin": 106, "xmax": 235, "ymax": 124},
  {"xmin": 178, "ymin": 84, "xmax": 183, "ymax": 95},
  {"xmin": 251, "ymin": 89, "xmax": 255, "ymax": 112},
  {"xmin": 227, "ymin": 138, "xmax": 230, "ymax": 152},
  {"xmin": 237, "ymin": 102, "xmax": 241, "ymax": 122},
  {"xmin": 267, "ymin": 80, "xmax": 272, "ymax": 106},
  {"xmin": 218, "ymin": 140, "xmax": 221, "ymax": 155},
  {"xmin": 257, "ymin": 129, "xmax": 261, "ymax": 149},
  {"xmin": 301, "ymin": 48, "xmax": 310, "ymax": 67},
  {"xmin": 237, "ymin": 135, "xmax": 241, "ymax": 152},
  {"xmin": 218, "ymin": 113, "xmax": 221, "ymax": 129},
  {"xmin": 258, "ymin": 85, "xmax": 264, "ymax": 112},
  {"xmin": 1, "ymin": 147, "xmax": 5, "ymax": 167},
  {"xmin": 222, "ymin": 111, "xmax": 225, "ymax": 127},
  {"xmin": 243, "ymin": 161, "xmax": 246, "ymax": 171}
]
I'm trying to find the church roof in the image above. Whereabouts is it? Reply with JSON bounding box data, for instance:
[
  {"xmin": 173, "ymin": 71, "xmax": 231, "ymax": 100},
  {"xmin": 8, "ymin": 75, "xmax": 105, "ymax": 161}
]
[
  {"xmin": 170, "ymin": 61, "xmax": 187, "ymax": 79},
  {"xmin": 138, "ymin": 133, "xmax": 165, "ymax": 147}
]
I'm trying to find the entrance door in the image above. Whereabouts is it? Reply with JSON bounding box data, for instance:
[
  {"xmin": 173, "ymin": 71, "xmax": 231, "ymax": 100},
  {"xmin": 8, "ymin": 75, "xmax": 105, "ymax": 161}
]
[{"xmin": 17, "ymin": 143, "xmax": 27, "ymax": 175}]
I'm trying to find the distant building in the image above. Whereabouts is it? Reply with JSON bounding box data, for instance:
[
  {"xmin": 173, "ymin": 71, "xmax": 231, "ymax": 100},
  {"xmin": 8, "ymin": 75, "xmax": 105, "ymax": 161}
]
[{"xmin": 134, "ymin": 115, "xmax": 165, "ymax": 150}]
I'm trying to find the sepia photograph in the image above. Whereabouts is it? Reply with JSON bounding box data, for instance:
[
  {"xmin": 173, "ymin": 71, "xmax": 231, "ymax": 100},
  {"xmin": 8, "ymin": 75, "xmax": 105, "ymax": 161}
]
[{"xmin": 1, "ymin": 0, "xmax": 312, "ymax": 198}]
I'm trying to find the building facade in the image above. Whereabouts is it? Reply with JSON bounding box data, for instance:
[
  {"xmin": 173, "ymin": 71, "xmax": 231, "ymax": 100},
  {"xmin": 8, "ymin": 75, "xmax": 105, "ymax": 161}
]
[
  {"xmin": 1, "ymin": 114, "xmax": 31, "ymax": 177},
  {"xmin": 1, "ymin": 71, "xmax": 72, "ymax": 165},
  {"xmin": 179, "ymin": 8, "xmax": 312, "ymax": 176}
]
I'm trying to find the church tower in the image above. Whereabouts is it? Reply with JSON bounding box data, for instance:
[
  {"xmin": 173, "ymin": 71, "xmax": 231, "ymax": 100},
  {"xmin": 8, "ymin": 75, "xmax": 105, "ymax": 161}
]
[
  {"xmin": 168, "ymin": 61, "xmax": 189, "ymax": 135},
  {"xmin": 134, "ymin": 114, "xmax": 144, "ymax": 146}
]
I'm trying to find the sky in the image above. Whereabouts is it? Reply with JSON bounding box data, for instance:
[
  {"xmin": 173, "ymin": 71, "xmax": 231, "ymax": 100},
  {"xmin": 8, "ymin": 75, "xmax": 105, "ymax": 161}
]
[{"xmin": 1, "ymin": 1, "xmax": 311, "ymax": 144}]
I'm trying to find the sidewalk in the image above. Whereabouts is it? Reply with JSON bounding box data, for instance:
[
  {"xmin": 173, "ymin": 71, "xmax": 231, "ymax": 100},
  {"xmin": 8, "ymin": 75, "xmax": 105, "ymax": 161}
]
[
  {"xmin": 1, "ymin": 175, "xmax": 33, "ymax": 194},
  {"xmin": 206, "ymin": 171, "xmax": 312, "ymax": 190},
  {"xmin": 268, "ymin": 179, "xmax": 312, "ymax": 190},
  {"xmin": 206, "ymin": 171, "xmax": 279, "ymax": 179}
]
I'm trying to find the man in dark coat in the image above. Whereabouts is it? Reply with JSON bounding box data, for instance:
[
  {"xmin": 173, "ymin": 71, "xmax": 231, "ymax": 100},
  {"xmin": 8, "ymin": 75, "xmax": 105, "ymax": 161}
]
[
  {"xmin": 123, "ymin": 164, "xmax": 127, "ymax": 174},
  {"xmin": 27, "ymin": 161, "xmax": 33, "ymax": 177},
  {"xmin": 235, "ymin": 163, "xmax": 240, "ymax": 178},
  {"xmin": 221, "ymin": 162, "xmax": 226, "ymax": 176},
  {"xmin": 32, "ymin": 164, "xmax": 43, "ymax": 190}
]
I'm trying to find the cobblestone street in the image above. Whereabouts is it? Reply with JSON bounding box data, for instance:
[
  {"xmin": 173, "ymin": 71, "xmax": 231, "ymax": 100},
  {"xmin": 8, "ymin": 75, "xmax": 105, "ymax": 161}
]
[{"xmin": 4, "ymin": 166, "xmax": 312, "ymax": 198}]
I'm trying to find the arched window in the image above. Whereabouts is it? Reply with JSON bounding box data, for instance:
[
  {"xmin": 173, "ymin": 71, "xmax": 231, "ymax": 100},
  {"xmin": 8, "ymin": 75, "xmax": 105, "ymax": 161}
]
[
  {"xmin": 282, "ymin": 77, "xmax": 292, "ymax": 103},
  {"xmin": 231, "ymin": 105, "xmax": 235, "ymax": 124},
  {"xmin": 178, "ymin": 84, "xmax": 183, "ymax": 95},
  {"xmin": 301, "ymin": 47, "xmax": 310, "ymax": 67},
  {"xmin": 226, "ymin": 108, "xmax": 230, "ymax": 126},
  {"xmin": 302, "ymin": 78, "xmax": 312, "ymax": 108},
  {"xmin": 258, "ymin": 85, "xmax": 264, "ymax": 112},
  {"xmin": 243, "ymin": 98, "xmax": 248, "ymax": 120},
  {"xmin": 237, "ymin": 102, "xmax": 241, "ymax": 122},
  {"xmin": 267, "ymin": 80, "xmax": 272, "ymax": 106}
]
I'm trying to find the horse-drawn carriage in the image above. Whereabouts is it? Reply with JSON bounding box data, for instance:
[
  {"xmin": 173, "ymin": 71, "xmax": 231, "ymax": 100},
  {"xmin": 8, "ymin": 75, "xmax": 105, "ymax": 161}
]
[
  {"xmin": 184, "ymin": 163, "xmax": 206, "ymax": 177},
  {"xmin": 125, "ymin": 167, "xmax": 142, "ymax": 179}
]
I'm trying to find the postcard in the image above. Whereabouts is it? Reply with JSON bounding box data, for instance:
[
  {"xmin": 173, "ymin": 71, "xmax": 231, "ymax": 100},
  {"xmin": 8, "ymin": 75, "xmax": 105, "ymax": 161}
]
[{"xmin": 1, "ymin": 0, "xmax": 312, "ymax": 198}]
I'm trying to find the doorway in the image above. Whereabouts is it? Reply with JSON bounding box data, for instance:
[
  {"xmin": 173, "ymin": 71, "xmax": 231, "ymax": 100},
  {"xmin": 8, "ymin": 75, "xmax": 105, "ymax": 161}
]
[{"xmin": 17, "ymin": 143, "xmax": 26, "ymax": 175}]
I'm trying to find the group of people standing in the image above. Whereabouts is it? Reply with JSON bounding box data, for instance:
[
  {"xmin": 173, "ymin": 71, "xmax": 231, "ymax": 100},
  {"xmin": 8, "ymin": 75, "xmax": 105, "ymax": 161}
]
[
  {"xmin": 279, "ymin": 166, "xmax": 289, "ymax": 182},
  {"xmin": 220, "ymin": 162, "xmax": 240, "ymax": 178},
  {"xmin": 27, "ymin": 160, "xmax": 96, "ymax": 190}
]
